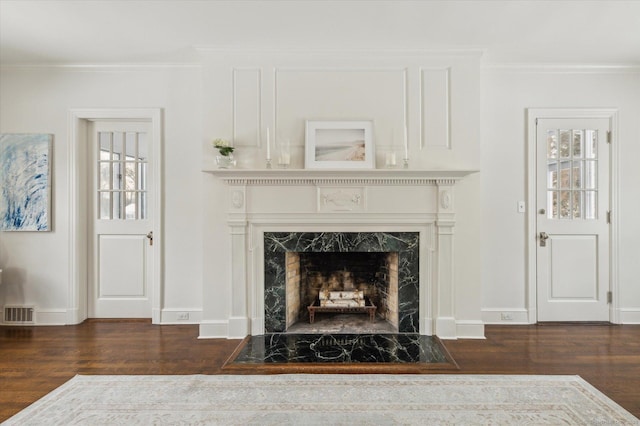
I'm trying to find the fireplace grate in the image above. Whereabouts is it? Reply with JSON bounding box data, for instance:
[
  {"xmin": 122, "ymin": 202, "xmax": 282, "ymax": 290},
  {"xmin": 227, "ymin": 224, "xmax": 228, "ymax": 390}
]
[{"xmin": 3, "ymin": 305, "xmax": 36, "ymax": 324}]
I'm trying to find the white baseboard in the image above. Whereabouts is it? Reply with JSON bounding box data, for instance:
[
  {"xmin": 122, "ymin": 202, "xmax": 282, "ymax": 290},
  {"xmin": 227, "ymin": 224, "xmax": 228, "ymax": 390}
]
[
  {"xmin": 228, "ymin": 316, "xmax": 250, "ymax": 339},
  {"xmin": 620, "ymin": 308, "xmax": 640, "ymax": 324},
  {"xmin": 456, "ymin": 320, "xmax": 485, "ymax": 339},
  {"xmin": 198, "ymin": 320, "xmax": 229, "ymax": 339},
  {"xmin": 66, "ymin": 307, "xmax": 85, "ymax": 325},
  {"xmin": 421, "ymin": 317, "xmax": 434, "ymax": 336},
  {"xmin": 482, "ymin": 308, "xmax": 530, "ymax": 324},
  {"xmin": 160, "ymin": 308, "xmax": 202, "ymax": 325},
  {"xmin": 435, "ymin": 316, "xmax": 457, "ymax": 340},
  {"xmin": 0, "ymin": 309, "xmax": 67, "ymax": 326}
]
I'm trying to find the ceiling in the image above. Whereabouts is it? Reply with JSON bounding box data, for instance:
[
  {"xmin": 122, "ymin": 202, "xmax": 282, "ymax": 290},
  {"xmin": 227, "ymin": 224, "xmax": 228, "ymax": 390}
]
[{"xmin": 1, "ymin": 0, "xmax": 639, "ymax": 65}]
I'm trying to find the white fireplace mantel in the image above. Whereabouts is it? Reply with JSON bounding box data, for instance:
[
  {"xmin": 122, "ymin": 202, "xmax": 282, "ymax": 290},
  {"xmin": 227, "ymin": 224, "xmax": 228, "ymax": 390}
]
[
  {"xmin": 203, "ymin": 167, "xmax": 480, "ymax": 340},
  {"xmin": 204, "ymin": 168, "xmax": 477, "ymax": 185}
]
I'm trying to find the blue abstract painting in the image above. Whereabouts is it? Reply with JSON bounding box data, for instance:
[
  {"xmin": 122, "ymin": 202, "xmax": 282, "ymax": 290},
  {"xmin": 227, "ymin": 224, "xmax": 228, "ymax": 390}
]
[{"xmin": 0, "ymin": 134, "xmax": 52, "ymax": 231}]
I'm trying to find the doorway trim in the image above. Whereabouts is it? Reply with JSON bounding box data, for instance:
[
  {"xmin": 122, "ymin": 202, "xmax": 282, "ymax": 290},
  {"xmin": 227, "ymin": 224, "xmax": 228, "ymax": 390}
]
[
  {"xmin": 67, "ymin": 108, "xmax": 163, "ymax": 324},
  {"xmin": 526, "ymin": 108, "xmax": 619, "ymax": 324}
]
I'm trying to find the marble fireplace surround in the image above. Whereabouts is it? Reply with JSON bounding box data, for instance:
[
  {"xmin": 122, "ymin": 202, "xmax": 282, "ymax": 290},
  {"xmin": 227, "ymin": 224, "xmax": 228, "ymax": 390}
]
[
  {"xmin": 265, "ymin": 231, "xmax": 418, "ymax": 333},
  {"xmin": 208, "ymin": 169, "xmax": 475, "ymax": 339}
]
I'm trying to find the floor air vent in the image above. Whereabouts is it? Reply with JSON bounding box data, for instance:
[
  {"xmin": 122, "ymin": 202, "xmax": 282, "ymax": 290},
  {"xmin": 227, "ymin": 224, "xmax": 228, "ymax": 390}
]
[{"xmin": 4, "ymin": 306, "xmax": 36, "ymax": 324}]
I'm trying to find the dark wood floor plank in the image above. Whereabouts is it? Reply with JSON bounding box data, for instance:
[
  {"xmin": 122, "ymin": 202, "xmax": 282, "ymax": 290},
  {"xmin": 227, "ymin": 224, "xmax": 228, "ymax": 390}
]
[{"xmin": 1, "ymin": 322, "xmax": 638, "ymax": 421}]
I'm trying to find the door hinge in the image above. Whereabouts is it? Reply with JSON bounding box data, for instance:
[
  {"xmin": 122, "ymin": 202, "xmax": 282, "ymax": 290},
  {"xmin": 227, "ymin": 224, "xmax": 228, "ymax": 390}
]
[
  {"xmin": 606, "ymin": 210, "xmax": 612, "ymax": 224},
  {"xmin": 607, "ymin": 291, "xmax": 612, "ymax": 304},
  {"xmin": 607, "ymin": 131, "xmax": 612, "ymax": 144}
]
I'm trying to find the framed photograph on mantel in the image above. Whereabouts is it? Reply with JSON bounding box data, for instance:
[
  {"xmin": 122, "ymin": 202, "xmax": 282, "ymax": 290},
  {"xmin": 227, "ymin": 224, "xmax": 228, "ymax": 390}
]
[{"xmin": 305, "ymin": 121, "xmax": 374, "ymax": 169}]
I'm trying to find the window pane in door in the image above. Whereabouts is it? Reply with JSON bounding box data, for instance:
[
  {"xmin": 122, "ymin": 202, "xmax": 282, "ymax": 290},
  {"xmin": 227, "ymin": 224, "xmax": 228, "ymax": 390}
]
[
  {"xmin": 99, "ymin": 162, "xmax": 110, "ymax": 190},
  {"xmin": 585, "ymin": 191, "xmax": 597, "ymax": 219},
  {"xmin": 138, "ymin": 133, "xmax": 147, "ymax": 161},
  {"xmin": 545, "ymin": 127, "xmax": 599, "ymax": 222},
  {"xmin": 124, "ymin": 162, "xmax": 136, "ymax": 191},
  {"xmin": 547, "ymin": 130, "xmax": 558, "ymax": 159},
  {"xmin": 559, "ymin": 191, "xmax": 571, "ymax": 219},
  {"xmin": 572, "ymin": 191, "xmax": 582, "ymax": 219},
  {"xmin": 573, "ymin": 130, "xmax": 583, "ymax": 157},
  {"xmin": 547, "ymin": 190, "xmax": 558, "ymax": 219},
  {"xmin": 139, "ymin": 192, "xmax": 147, "ymax": 219},
  {"xmin": 124, "ymin": 191, "xmax": 136, "ymax": 219},
  {"xmin": 585, "ymin": 130, "xmax": 597, "ymax": 159},
  {"xmin": 560, "ymin": 164, "xmax": 570, "ymax": 189},
  {"xmin": 138, "ymin": 163, "xmax": 147, "ymax": 191},
  {"xmin": 112, "ymin": 191, "xmax": 121, "ymax": 219},
  {"xmin": 584, "ymin": 160, "xmax": 596, "ymax": 189},
  {"xmin": 112, "ymin": 132, "xmax": 124, "ymax": 160},
  {"xmin": 559, "ymin": 130, "xmax": 571, "ymax": 158},
  {"xmin": 572, "ymin": 161, "xmax": 582, "ymax": 189},
  {"xmin": 99, "ymin": 192, "xmax": 111, "ymax": 220}
]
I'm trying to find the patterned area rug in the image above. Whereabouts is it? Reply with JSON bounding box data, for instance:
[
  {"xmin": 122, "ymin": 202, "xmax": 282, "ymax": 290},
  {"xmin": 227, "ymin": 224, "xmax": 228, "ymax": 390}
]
[{"xmin": 5, "ymin": 375, "xmax": 637, "ymax": 425}]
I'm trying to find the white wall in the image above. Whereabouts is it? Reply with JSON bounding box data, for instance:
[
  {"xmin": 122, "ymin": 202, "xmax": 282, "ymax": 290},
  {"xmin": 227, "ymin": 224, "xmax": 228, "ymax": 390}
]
[
  {"xmin": 1, "ymin": 59, "xmax": 638, "ymax": 332},
  {"xmin": 481, "ymin": 67, "xmax": 640, "ymax": 324},
  {"xmin": 0, "ymin": 66, "xmax": 204, "ymax": 323}
]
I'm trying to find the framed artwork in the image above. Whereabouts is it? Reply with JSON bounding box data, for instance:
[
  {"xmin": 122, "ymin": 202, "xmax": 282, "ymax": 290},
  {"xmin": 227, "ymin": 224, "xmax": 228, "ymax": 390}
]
[
  {"xmin": 305, "ymin": 121, "xmax": 374, "ymax": 169},
  {"xmin": 0, "ymin": 133, "xmax": 52, "ymax": 231}
]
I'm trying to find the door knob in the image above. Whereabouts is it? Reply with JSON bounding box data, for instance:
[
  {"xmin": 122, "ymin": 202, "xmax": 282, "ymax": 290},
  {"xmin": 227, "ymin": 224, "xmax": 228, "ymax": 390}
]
[
  {"xmin": 539, "ymin": 232, "xmax": 549, "ymax": 247},
  {"xmin": 146, "ymin": 231, "xmax": 153, "ymax": 246},
  {"xmin": 539, "ymin": 208, "xmax": 546, "ymax": 215}
]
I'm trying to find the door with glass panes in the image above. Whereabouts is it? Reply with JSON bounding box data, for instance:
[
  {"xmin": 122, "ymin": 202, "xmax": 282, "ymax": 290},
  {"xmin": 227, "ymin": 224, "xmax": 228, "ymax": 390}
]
[
  {"xmin": 536, "ymin": 118, "xmax": 610, "ymax": 321},
  {"xmin": 88, "ymin": 121, "xmax": 153, "ymax": 318}
]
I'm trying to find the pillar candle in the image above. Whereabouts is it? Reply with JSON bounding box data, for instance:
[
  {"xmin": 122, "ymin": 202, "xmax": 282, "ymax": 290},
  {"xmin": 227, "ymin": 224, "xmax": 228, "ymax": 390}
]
[
  {"xmin": 266, "ymin": 127, "xmax": 271, "ymax": 160},
  {"xmin": 404, "ymin": 125, "xmax": 408, "ymax": 159}
]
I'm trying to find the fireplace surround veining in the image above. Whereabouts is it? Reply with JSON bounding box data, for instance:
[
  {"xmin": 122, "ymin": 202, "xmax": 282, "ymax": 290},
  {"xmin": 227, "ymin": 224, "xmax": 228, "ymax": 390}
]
[{"xmin": 264, "ymin": 232, "xmax": 420, "ymax": 334}]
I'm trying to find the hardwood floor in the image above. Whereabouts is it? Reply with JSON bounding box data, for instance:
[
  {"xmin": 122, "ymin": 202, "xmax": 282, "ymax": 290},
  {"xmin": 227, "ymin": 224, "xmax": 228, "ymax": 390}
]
[{"xmin": 1, "ymin": 321, "xmax": 638, "ymax": 421}]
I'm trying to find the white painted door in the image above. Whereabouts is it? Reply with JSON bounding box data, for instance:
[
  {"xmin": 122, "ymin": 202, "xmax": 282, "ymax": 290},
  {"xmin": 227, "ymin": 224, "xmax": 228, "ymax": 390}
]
[
  {"xmin": 536, "ymin": 118, "xmax": 610, "ymax": 321},
  {"xmin": 88, "ymin": 121, "xmax": 153, "ymax": 318}
]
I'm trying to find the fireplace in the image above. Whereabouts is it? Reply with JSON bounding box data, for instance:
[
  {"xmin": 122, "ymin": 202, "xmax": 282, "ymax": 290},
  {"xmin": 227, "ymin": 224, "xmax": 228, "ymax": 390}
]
[
  {"xmin": 264, "ymin": 232, "xmax": 419, "ymax": 334},
  {"xmin": 203, "ymin": 169, "xmax": 482, "ymax": 340}
]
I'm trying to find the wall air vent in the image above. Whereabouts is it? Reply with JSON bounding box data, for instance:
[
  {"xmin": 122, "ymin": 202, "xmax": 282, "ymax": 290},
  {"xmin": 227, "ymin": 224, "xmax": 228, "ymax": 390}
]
[{"xmin": 3, "ymin": 306, "xmax": 36, "ymax": 324}]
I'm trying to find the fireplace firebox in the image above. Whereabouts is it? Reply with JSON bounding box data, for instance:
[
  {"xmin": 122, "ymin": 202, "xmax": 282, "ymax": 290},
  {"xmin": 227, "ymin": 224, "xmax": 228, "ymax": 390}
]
[{"xmin": 264, "ymin": 232, "xmax": 419, "ymax": 334}]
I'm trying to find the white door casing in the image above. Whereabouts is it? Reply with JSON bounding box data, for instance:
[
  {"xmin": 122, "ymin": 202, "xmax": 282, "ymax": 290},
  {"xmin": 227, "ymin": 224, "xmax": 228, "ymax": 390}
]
[
  {"xmin": 67, "ymin": 109, "xmax": 162, "ymax": 324},
  {"xmin": 527, "ymin": 109, "xmax": 618, "ymax": 323},
  {"xmin": 88, "ymin": 121, "xmax": 153, "ymax": 318}
]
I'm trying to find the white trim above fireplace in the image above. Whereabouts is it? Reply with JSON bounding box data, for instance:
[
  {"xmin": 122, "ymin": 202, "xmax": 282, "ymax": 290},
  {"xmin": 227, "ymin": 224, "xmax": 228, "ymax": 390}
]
[
  {"xmin": 204, "ymin": 168, "xmax": 477, "ymax": 184},
  {"xmin": 203, "ymin": 168, "xmax": 479, "ymax": 339}
]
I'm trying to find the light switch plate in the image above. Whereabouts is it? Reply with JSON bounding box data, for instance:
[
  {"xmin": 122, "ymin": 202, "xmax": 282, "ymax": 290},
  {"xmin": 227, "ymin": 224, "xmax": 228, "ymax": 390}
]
[{"xmin": 517, "ymin": 201, "xmax": 526, "ymax": 213}]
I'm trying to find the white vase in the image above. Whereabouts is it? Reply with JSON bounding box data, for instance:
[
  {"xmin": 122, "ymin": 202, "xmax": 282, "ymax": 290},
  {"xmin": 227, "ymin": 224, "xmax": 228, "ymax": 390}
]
[{"xmin": 216, "ymin": 153, "xmax": 236, "ymax": 169}]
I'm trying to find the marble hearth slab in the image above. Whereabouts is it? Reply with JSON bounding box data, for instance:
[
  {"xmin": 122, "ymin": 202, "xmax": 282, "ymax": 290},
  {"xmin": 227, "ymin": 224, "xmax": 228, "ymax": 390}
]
[{"xmin": 224, "ymin": 333, "xmax": 457, "ymax": 372}]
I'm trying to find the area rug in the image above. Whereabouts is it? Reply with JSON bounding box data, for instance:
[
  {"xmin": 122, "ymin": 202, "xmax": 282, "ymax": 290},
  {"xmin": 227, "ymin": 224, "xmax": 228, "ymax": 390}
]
[{"xmin": 4, "ymin": 375, "xmax": 637, "ymax": 425}]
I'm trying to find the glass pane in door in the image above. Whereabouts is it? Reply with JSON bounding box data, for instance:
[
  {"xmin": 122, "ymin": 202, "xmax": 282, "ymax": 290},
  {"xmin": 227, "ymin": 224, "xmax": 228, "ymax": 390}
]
[{"xmin": 546, "ymin": 128, "xmax": 598, "ymax": 221}]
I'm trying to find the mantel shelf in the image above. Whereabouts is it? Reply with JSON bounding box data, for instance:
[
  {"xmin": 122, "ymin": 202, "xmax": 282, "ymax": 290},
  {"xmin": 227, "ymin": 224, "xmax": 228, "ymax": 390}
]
[{"xmin": 203, "ymin": 168, "xmax": 478, "ymax": 185}]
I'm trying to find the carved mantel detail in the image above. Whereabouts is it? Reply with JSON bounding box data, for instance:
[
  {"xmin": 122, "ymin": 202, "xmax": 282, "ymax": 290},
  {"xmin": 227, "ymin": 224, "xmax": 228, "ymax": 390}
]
[{"xmin": 205, "ymin": 168, "xmax": 477, "ymax": 186}]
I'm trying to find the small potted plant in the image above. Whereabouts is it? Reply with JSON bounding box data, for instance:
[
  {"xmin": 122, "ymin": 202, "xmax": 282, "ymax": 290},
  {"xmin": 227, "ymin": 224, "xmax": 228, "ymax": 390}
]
[{"xmin": 212, "ymin": 138, "xmax": 236, "ymax": 168}]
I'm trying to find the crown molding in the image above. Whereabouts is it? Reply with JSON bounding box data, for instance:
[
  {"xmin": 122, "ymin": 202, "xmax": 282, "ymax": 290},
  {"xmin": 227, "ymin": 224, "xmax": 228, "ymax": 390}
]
[
  {"xmin": 0, "ymin": 62, "xmax": 202, "ymax": 70},
  {"xmin": 194, "ymin": 46, "xmax": 486, "ymax": 58},
  {"xmin": 482, "ymin": 63, "xmax": 640, "ymax": 73}
]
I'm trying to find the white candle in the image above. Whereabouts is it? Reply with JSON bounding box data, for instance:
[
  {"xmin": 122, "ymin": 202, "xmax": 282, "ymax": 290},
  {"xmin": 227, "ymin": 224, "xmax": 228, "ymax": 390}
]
[
  {"xmin": 404, "ymin": 125, "xmax": 408, "ymax": 159},
  {"xmin": 385, "ymin": 152, "xmax": 396, "ymax": 167},
  {"xmin": 266, "ymin": 127, "xmax": 271, "ymax": 160}
]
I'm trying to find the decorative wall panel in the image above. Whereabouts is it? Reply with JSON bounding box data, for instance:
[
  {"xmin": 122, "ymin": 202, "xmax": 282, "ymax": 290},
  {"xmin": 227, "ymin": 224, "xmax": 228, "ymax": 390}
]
[
  {"xmin": 275, "ymin": 69, "xmax": 407, "ymax": 150},
  {"xmin": 421, "ymin": 68, "xmax": 451, "ymax": 149},
  {"xmin": 233, "ymin": 68, "xmax": 261, "ymax": 147}
]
